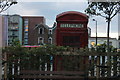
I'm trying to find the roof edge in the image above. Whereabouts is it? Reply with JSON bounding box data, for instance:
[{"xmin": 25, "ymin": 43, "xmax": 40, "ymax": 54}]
[{"xmin": 56, "ymin": 11, "xmax": 88, "ymax": 19}]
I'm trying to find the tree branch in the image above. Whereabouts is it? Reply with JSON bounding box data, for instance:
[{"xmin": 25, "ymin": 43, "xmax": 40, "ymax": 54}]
[
  {"xmin": 110, "ymin": 8, "xmax": 120, "ymax": 19},
  {"xmin": 0, "ymin": 2, "xmax": 8, "ymax": 13},
  {"xmin": 109, "ymin": 4, "xmax": 118, "ymax": 16}
]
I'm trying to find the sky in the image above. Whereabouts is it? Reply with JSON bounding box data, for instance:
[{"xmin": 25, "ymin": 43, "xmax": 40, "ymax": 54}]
[{"xmin": 2, "ymin": 0, "xmax": 119, "ymax": 39}]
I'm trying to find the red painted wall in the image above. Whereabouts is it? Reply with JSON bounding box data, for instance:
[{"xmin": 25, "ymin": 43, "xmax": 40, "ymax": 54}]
[{"xmin": 56, "ymin": 11, "xmax": 88, "ymax": 48}]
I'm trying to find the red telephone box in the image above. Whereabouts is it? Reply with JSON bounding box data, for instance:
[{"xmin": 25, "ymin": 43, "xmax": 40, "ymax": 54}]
[{"xmin": 56, "ymin": 11, "xmax": 89, "ymax": 48}]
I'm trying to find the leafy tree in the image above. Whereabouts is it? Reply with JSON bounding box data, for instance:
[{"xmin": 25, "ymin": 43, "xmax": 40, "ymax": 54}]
[{"xmin": 85, "ymin": 1, "xmax": 120, "ymax": 52}]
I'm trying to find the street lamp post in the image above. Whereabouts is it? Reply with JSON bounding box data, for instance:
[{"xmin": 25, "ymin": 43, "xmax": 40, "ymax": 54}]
[
  {"xmin": 93, "ymin": 19, "xmax": 97, "ymax": 46},
  {"xmin": 93, "ymin": 19, "xmax": 100, "ymax": 79}
]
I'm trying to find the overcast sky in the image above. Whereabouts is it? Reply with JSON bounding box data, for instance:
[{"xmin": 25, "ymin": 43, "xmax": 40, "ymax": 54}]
[{"xmin": 2, "ymin": 0, "xmax": 119, "ymax": 39}]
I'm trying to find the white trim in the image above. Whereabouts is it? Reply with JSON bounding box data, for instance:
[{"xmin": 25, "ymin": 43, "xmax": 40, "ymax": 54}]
[
  {"xmin": 38, "ymin": 37, "xmax": 44, "ymax": 44},
  {"xmin": 48, "ymin": 37, "xmax": 52, "ymax": 44},
  {"xmin": 49, "ymin": 29, "xmax": 52, "ymax": 34},
  {"xmin": 39, "ymin": 27, "xmax": 44, "ymax": 34}
]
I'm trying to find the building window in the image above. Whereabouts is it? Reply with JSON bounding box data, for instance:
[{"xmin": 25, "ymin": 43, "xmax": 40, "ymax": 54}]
[
  {"xmin": 24, "ymin": 19, "xmax": 28, "ymax": 25},
  {"xmin": 63, "ymin": 36, "xmax": 80, "ymax": 44},
  {"xmin": 39, "ymin": 28, "xmax": 44, "ymax": 34},
  {"xmin": 24, "ymin": 18, "xmax": 29, "ymax": 45},
  {"xmin": 24, "ymin": 39, "xmax": 28, "ymax": 42},
  {"xmin": 24, "ymin": 41, "xmax": 28, "ymax": 45},
  {"xmin": 24, "ymin": 39, "xmax": 28, "ymax": 45},
  {"xmin": 48, "ymin": 37, "xmax": 52, "ymax": 44},
  {"xmin": 38, "ymin": 37, "xmax": 44, "ymax": 45},
  {"xmin": 49, "ymin": 29, "xmax": 52, "ymax": 34},
  {"xmin": 24, "ymin": 20, "xmax": 28, "ymax": 24},
  {"xmin": 62, "ymin": 36, "xmax": 80, "ymax": 47},
  {"xmin": 24, "ymin": 32, "xmax": 28, "ymax": 36},
  {"xmin": 24, "ymin": 35, "xmax": 28, "ymax": 39}
]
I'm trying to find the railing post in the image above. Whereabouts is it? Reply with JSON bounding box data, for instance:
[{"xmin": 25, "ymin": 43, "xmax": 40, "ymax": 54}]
[
  {"xmin": 107, "ymin": 55, "xmax": 111, "ymax": 77},
  {"xmin": 96, "ymin": 56, "xmax": 100, "ymax": 78},
  {"xmin": 91, "ymin": 56, "xmax": 95, "ymax": 76},
  {"xmin": 101, "ymin": 56, "xmax": 105, "ymax": 77},
  {"xmin": 118, "ymin": 56, "xmax": 120, "ymax": 76},
  {"xmin": 113, "ymin": 55, "xmax": 117, "ymax": 76}
]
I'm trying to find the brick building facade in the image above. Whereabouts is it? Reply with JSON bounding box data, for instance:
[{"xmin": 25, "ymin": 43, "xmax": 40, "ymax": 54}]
[
  {"xmin": 22, "ymin": 16, "xmax": 58, "ymax": 46},
  {"xmin": 22, "ymin": 16, "xmax": 48, "ymax": 45}
]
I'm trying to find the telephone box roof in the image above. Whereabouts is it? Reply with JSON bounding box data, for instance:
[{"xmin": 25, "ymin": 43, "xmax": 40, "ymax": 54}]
[{"xmin": 56, "ymin": 11, "xmax": 88, "ymax": 19}]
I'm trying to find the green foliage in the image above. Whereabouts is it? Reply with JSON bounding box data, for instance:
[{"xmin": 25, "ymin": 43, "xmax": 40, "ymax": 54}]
[
  {"xmin": 2, "ymin": 44, "xmax": 69, "ymax": 69},
  {"xmin": 96, "ymin": 43, "xmax": 107, "ymax": 52},
  {"xmin": 26, "ymin": 44, "xmax": 67, "ymax": 55},
  {"xmin": 10, "ymin": 38, "xmax": 21, "ymax": 47},
  {"xmin": 90, "ymin": 43, "xmax": 117, "ymax": 52},
  {"xmin": 3, "ymin": 44, "xmax": 66, "ymax": 59},
  {"xmin": 3, "ymin": 44, "xmax": 118, "ymax": 65}
]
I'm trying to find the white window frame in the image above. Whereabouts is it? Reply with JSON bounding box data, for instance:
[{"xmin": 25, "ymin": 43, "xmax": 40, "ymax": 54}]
[
  {"xmin": 48, "ymin": 37, "xmax": 52, "ymax": 44},
  {"xmin": 38, "ymin": 37, "xmax": 44, "ymax": 44},
  {"xmin": 39, "ymin": 27, "xmax": 44, "ymax": 34},
  {"xmin": 49, "ymin": 29, "xmax": 52, "ymax": 34}
]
